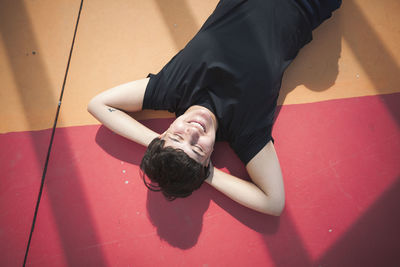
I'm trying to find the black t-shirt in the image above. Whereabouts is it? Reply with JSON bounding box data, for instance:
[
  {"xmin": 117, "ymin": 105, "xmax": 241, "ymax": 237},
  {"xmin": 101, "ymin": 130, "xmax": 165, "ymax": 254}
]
[
  {"xmin": 294, "ymin": 0, "xmax": 342, "ymax": 30},
  {"xmin": 143, "ymin": 0, "xmax": 313, "ymax": 165}
]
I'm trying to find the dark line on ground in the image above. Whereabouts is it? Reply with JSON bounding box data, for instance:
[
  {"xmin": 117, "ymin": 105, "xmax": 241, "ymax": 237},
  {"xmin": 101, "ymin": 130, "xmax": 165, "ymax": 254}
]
[{"xmin": 22, "ymin": 1, "xmax": 84, "ymax": 266}]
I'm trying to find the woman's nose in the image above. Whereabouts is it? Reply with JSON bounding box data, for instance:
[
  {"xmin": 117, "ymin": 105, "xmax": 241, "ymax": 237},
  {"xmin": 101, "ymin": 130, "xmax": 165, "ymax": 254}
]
[{"xmin": 185, "ymin": 126, "xmax": 200, "ymax": 143}]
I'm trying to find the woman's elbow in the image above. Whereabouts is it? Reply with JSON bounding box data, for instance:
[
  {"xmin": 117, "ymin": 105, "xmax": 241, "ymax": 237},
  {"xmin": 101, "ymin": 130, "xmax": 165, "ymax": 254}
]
[
  {"xmin": 87, "ymin": 97, "xmax": 102, "ymax": 115},
  {"xmin": 267, "ymin": 196, "xmax": 285, "ymax": 216},
  {"xmin": 274, "ymin": 200, "xmax": 285, "ymax": 216}
]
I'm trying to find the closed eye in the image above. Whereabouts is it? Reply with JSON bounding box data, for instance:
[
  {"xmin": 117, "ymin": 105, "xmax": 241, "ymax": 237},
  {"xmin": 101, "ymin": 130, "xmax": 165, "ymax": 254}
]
[
  {"xmin": 193, "ymin": 146, "xmax": 205, "ymax": 157},
  {"xmin": 194, "ymin": 145, "xmax": 203, "ymax": 153},
  {"xmin": 192, "ymin": 150, "xmax": 202, "ymax": 157},
  {"xmin": 168, "ymin": 133, "xmax": 182, "ymax": 143},
  {"xmin": 174, "ymin": 134, "xmax": 183, "ymax": 140},
  {"xmin": 169, "ymin": 137, "xmax": 180, "ymax": 143},
  {"xmin": 168, "ymin": 133, "xmax": 205, "ymax": 159}
]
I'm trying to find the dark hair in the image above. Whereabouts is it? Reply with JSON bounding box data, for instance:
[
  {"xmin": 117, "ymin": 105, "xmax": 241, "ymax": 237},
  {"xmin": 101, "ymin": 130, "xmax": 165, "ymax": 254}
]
[{"xmin": 140, "ymin": 137, "xmax": 210, "ymax": 200}]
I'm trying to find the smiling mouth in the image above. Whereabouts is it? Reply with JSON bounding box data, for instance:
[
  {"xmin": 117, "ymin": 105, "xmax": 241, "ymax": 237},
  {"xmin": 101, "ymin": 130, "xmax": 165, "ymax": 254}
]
[{"xmin": 189, "ymin": 121, "xmax": 206, "ymax": 132}]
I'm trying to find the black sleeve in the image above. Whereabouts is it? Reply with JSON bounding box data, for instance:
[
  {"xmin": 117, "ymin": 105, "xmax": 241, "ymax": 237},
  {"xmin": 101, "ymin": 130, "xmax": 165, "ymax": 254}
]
[
  {"xmin": 142, "ymin": 52, "xmax": 183, "ymax": 112},
  {"xmin": 232, "ymin": 128, "xmax": 275, "ymax": 165}
]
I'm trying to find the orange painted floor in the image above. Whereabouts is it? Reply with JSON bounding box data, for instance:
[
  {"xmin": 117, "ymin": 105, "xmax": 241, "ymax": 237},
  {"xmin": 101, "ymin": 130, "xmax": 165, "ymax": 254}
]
[{"xmin": 1, "ymin": 0, "xmax": 400, "ymax": 266}]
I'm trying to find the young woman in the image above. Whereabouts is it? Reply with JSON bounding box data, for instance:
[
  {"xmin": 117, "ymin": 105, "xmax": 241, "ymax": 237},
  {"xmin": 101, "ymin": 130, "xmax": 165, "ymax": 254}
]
[{"xmin": 88, "ymin": 0, "xmax": 341, "ymax": 216}]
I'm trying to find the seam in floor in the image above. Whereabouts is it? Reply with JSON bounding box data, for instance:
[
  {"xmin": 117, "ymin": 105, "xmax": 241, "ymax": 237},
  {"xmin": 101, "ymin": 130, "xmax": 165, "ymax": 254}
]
[{"xmin": 22, "ymin": 1, "xmax": 85, "ymax": 266}]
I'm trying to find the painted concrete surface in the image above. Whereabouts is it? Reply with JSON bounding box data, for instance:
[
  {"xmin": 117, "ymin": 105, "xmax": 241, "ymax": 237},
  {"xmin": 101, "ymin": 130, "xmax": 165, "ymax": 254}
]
[
  {"xmin": 0, "ymin": 0, "xmax": 81, "ymax": 265},
  {"xmin": 1, "ymin": 0, "xmax": 399, "ymax": 133},
  {"xmin": 22, "ymin": 93, "xmax": 400, "ymax": 266},
  {"xmin": 0, "ymin": 0, "xmax": 82, "ymax": 133},
  {"xmin": 0, "ymin": 0, "xmax": 399, "ymax": 266}
]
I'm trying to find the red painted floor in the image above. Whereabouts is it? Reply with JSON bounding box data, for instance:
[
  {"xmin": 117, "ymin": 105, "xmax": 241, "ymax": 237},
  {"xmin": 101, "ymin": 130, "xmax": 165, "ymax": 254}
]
[
  {"xmin": 0, "ymin": 130, "xmax": 51, "ymax": 266},
  {"xmin": 2, "ymin": 93, "xmax": 399, "ymax": 266},
  {"xmin": 1, "ymin": 0, "xmax": 400, "ymax": 266}
]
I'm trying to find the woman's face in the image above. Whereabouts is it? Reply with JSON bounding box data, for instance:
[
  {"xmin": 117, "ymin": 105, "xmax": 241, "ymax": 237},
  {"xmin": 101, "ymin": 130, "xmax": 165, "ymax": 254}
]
[{"xmin": 161, "ymin": 106, "xmax": 218, "ymax": 166}]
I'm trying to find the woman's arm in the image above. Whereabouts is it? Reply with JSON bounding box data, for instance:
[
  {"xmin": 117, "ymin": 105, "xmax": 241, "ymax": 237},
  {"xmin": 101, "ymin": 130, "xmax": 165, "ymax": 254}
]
[
  {"xmin": 205, "ymin": 140, "xmax": 285, "ymax": 216},
  {"xmin": 87, "ymin": 78, "xmax": 159, "ymax": 147}
]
